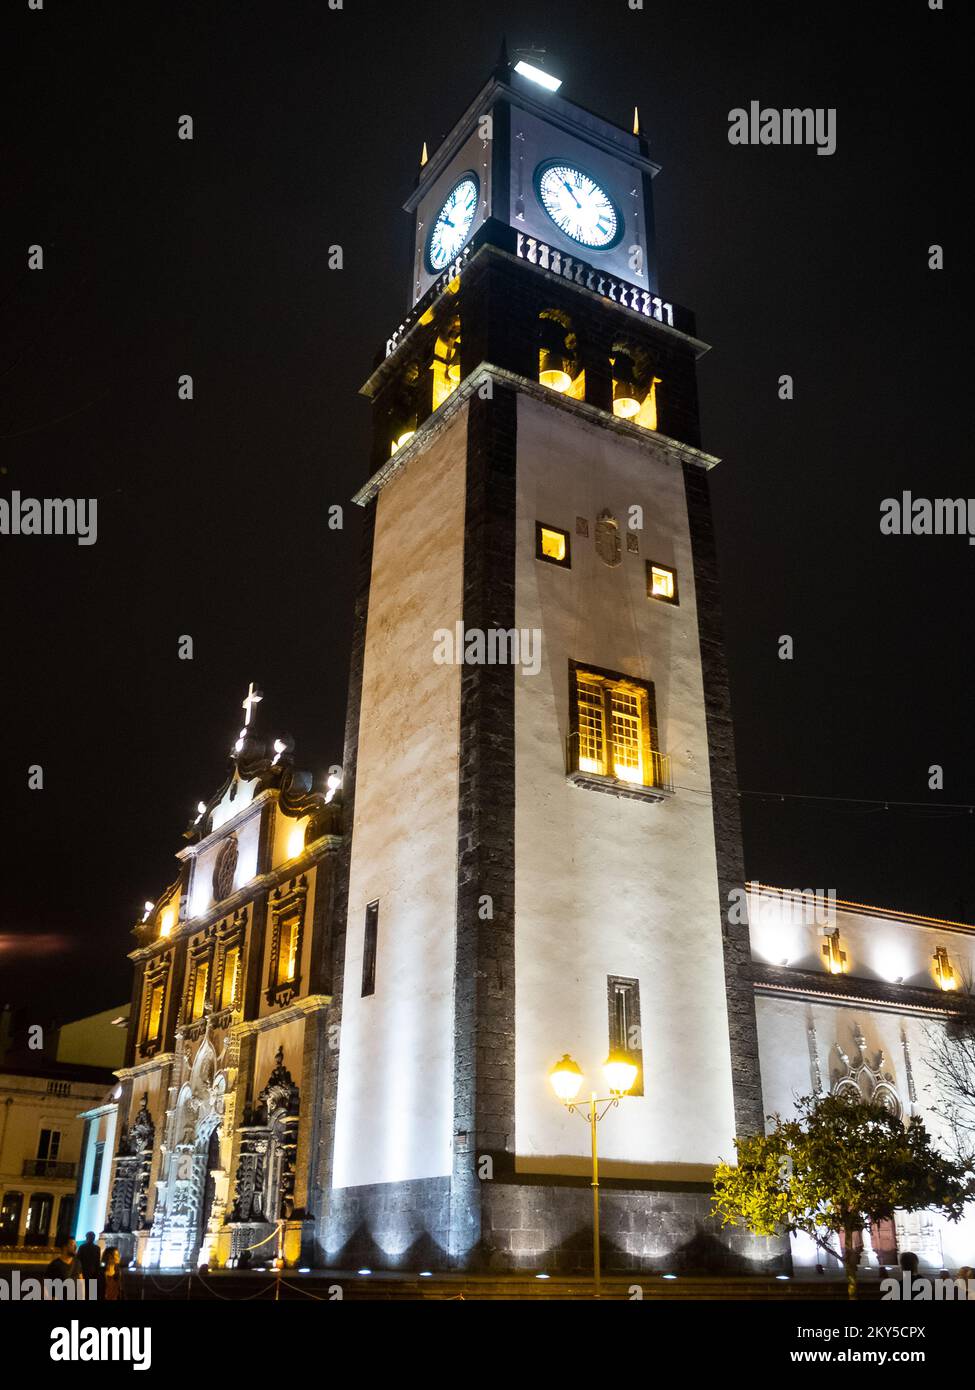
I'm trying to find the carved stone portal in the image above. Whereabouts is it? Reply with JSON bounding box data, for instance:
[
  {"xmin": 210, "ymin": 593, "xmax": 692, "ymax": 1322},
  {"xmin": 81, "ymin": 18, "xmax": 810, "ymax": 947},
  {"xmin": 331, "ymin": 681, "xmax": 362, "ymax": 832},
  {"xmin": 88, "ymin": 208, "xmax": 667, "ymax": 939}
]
[
  {"xmin": 106, "ymin": 1094, "xmax": 155, "ymax": 1235},
  {"xmin": 232, "ymin": 1047, "xmax": 300, "ymax": 1226},
  {"xmin": 831, "ymin": 1023, "xmax": 902, "ymax": 1118},
  {"xmin": 148, "ymin": 1024, "xmax": 230, "ymax": 1268}
]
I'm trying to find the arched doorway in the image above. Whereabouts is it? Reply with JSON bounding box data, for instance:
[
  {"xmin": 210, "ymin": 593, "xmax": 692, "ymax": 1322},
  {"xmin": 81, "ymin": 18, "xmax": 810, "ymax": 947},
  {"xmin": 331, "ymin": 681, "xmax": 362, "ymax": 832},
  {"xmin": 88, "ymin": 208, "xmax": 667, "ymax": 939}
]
[
  {"xmin": 197, "ymin": 1125, "xmax": 221, "ymax": 1260},
  {"xmin": 24, "ymin": 1192, "xmax": 53, "ymax": 1246},
  {"xmin": 0, "ymin": 1192, "xmax": 23, "ymax": 1246},
  {"xmin": 55, "ymin": 1195, "xmax": 75, "ymax": 1247}
]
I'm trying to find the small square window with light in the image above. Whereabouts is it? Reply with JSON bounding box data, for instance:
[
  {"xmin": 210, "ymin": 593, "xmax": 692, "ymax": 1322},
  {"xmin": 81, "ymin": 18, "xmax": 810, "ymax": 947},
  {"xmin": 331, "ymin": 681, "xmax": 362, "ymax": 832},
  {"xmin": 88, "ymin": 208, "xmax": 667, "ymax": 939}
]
[
  {"xmin": 647, "ymin": 562, "xmax": 678, "ymax": 605},
  {"xmin": 536, "ymin": 522, "xmax": 571, "ymax": 568}
]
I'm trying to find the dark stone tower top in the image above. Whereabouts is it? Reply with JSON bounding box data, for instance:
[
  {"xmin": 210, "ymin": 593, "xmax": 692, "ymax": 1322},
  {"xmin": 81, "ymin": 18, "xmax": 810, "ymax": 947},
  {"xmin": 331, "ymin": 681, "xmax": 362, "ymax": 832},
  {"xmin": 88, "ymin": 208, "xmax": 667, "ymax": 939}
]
[{"xmin": 406, "ymin": 54, "xmax": 662, "ymax": 309}]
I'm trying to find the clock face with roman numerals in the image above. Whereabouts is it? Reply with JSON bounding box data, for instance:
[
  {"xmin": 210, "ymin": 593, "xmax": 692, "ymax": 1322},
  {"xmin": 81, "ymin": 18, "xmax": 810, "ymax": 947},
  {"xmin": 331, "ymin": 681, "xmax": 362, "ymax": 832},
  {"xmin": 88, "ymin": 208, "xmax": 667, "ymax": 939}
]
[
  {"xmin": 426, "ymin": 173, "xmax": 480, "ymax": 272},
  {"xmin": 534, "ymin": 160, "xmax": 624, "ymax": 250}
]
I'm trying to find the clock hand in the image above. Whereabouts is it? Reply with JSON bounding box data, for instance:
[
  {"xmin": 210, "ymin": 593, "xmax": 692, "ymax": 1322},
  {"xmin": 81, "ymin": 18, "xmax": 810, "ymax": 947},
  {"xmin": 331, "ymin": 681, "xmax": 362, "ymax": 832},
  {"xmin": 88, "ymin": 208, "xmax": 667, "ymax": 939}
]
[{"xmin": 562, "ymin": 180, "xmax": 582, "ymax": 209}]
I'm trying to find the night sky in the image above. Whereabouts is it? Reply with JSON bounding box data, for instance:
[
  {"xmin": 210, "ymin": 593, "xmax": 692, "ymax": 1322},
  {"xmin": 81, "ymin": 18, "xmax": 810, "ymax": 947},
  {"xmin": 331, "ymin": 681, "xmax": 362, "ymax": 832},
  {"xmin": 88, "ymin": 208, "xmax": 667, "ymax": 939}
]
[{"xmin": 3, "ymin": 0, "xmax": 970, "ymax": 1025}]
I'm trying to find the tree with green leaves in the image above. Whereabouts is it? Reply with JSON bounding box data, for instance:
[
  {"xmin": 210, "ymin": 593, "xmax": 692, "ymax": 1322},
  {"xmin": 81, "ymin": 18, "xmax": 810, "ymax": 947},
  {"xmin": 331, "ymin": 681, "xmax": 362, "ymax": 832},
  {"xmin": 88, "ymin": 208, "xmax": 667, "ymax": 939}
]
[{"xmin": 712, "ymin": 1094, "xmax": 974, "ymax": 1298}]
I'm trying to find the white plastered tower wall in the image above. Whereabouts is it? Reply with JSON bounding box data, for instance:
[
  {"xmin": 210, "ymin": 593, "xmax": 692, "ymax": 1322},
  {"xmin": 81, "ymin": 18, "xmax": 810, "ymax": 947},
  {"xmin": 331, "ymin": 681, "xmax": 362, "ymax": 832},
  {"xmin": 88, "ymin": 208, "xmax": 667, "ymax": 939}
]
[
  {"xmin": 513, "ymin": 394, "xmax": 737, "ymax": 1175},
  {"xmin": 332, "ymin": 407, "xmax": 469, "ymax": 1190}
]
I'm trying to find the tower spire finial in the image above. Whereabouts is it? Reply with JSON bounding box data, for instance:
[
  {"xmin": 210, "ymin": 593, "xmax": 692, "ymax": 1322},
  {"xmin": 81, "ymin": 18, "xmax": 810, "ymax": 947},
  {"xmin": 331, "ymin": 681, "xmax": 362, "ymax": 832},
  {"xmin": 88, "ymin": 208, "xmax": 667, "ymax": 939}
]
[
  {"xmin": 633, "ymin": 105, "xmax": 640, "ymax": 136},
  {"xmin": 419, "ymin": 141, "xmax": 428, "ymax": 168}
]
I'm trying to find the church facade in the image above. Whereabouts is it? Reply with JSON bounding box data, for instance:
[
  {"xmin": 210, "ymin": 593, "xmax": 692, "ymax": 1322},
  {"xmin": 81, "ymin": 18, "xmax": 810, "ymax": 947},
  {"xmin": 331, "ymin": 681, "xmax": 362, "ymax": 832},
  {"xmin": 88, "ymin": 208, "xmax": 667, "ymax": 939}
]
[
  {"xmin": 99, "ymin": 56, "xmax": 975, "ymax": 1277},
  {"xmin": 104, "ymin": 706, "xmax": 342, "ymax": 1271}
]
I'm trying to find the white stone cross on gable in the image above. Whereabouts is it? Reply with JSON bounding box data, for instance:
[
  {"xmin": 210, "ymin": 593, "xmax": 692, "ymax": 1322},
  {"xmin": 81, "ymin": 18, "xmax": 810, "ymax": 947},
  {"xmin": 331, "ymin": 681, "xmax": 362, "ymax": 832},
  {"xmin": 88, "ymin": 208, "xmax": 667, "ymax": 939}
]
[{"xmin": 242, "ymin": 682, "xmax": 263, "ymax": 726}]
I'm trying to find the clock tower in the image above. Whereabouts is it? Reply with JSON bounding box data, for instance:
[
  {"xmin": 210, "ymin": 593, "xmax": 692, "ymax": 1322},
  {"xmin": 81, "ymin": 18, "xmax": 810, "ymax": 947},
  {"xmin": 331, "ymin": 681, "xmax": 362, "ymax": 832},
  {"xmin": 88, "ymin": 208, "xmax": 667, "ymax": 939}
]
[{"xmin": 320, "ymin": 49, "xmax": 774, "ymax": 1275}]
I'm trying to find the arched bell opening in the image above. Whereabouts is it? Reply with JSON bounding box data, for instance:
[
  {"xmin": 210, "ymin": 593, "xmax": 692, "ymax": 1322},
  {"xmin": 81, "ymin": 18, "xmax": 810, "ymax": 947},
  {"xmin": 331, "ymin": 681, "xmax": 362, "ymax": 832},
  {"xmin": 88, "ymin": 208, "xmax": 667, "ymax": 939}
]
[
  {"xmin": 610, "ymin": 340, "xmax": 662, "ymax": 430},
  {"xmin": 388, "ymin": 363, "xmax": 421, "ymax": 457},
  {"xmin": 431, "ymin": 314, "xmax": 462, "ymax": 410},
  {"xmin": 538, "ymin": 309, "xmax": 584, "ymax": 400}
]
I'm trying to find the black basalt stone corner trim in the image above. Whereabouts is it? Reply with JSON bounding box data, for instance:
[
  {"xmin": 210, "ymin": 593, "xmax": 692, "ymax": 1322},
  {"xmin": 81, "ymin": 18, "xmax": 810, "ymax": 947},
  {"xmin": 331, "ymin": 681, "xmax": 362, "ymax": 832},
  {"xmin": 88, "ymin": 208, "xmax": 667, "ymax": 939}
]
[
  {"xmin": 317, "ymin": 496, "xmax": 376, "ymax": 1246},
  {"xmin": 682, "ymin": 463, "xmax": 765, "ymax": 1137},
  {"xmin": 451, "ymin": 385, "xmax": 518, "ymax": 1266}
]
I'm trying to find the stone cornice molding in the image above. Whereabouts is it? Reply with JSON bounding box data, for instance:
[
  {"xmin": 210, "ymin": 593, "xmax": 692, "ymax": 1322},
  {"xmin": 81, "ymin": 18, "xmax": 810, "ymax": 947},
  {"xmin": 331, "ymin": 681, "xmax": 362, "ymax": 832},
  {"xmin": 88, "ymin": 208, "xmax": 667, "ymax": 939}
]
[
  {"xmin": 230, "ymin": 995, "xmax": 332, "ymax": 1038},
  {"xmin": 115, "ymin": 1054, "xmax": 176, "ymax": 1081},
  {"xmin": 130, "ymin": 835, "xmax": 342, "ymax": 961},
  {"xmin": 752, "ymin": 961, "xmax": 975, "ymax": 1019},
  {"xmin": 354, "ymin": 362, "xmax": 718, "ymax": 507}
]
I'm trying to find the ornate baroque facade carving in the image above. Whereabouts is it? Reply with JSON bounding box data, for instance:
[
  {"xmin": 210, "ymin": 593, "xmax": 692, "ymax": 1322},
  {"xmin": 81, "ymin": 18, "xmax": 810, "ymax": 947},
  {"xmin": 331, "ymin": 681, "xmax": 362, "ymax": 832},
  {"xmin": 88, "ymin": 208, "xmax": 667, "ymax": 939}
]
[
  {"xmin": 231, "ymin": 1047, "xmax": 300, "ymax": 1226},
  {"xmin": 106, "ymin": 1094, "xmax": 155, "ymax": 1234}
]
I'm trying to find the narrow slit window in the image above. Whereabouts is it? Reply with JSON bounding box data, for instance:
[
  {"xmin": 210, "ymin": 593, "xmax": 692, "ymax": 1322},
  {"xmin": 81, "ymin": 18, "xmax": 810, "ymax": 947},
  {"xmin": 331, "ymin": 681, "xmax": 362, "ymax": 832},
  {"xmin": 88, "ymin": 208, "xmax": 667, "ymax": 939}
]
[
  {"xmin": 277, "ymin": 918, "xmax": 299, "ymax": 987},
  {"xmin": 146, "ymin": 982, "xmax": 164, "ymax": 1042},
  {"xmin": 191, "ymin": 959, "xmax": 209, "ymax": 1021},
  {"xmin": 90, "ymin": 1141, "xmax": 105, "ymax": 1195},
  {"xmin": 362, "ymin": 901, "xmax": 379, "ymax": 997},
  {"xmin": 221, "ymin": 945, "xmax": 240, "ymax": 1008},
  {"xmin": 607, "ymin": 976, "xmax": 644, "ymax": 1096},
  {"xmin": 285, "ymin": 920, "xmax": 299, "ymax": 982}
]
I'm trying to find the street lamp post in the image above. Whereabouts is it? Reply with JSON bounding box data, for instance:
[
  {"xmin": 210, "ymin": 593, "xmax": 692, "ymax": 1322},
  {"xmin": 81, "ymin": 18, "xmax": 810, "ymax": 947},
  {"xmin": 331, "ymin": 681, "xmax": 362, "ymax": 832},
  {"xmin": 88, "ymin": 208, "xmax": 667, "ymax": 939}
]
[{"xmin": 549, "ymin": 1051, "xmax": 638, "ymax": 1298}]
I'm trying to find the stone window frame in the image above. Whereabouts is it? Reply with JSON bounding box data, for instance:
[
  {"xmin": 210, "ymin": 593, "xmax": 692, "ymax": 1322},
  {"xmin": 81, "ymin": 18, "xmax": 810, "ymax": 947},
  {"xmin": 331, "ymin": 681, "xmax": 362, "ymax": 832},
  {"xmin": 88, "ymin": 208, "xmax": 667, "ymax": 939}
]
[
  {"xmin": 90, "ymin": 1140, "xmax": 105, "ymax": 1196},
  {"xmin": 567, "ymin": 660, "xmax": 660, "ymax": 788},
  {"xmin": 607, "ymin": 975, "xmax": 644, "ymax": 1097},
  {"xmin": 215, "ymin": 907, "xmax": 247, "ymax": 1012},
  {"xmin": 646, "ymin": 559, "xmax": 679, "ymax": 606},
  {"xmin": 265, "ymin": 876, "xmax": 308, "ymax": 1007},
  {"xmin": 535, "ymin": 520, "xmax": 572, "ymax": 569},
  {"xmin": 36, "ymin": 1126, "xmax": 62, "ymax": 1162},
  {"xmin": 184, "ymin": 934, "xmax": 215, "ymax": 1024},
  {"xmin": 361, "ymin": 900, "xmax": 379, "ymax": 998},
  {"xmin": 138, "ymin": 955, "xmax": 172, "ymax": 1058}
]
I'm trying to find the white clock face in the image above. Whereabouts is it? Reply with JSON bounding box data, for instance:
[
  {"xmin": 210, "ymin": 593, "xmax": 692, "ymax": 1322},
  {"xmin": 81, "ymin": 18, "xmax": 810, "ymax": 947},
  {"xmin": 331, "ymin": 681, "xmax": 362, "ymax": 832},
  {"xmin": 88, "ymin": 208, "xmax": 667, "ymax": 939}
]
[
  {"xmin": 535, "ymin": 161, "xmax": 623, "ymax": 250},
  {"xmin": 426, "ymin": 174, "xmax": 480, "ymax": 272}
]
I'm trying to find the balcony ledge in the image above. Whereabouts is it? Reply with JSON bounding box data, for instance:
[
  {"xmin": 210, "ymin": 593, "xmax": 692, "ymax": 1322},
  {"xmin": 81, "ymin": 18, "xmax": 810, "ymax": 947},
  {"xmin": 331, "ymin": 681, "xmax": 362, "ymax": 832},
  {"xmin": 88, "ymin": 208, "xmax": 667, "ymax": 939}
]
[{"xmin": 566, "ymin": 770, "xmax": 674, "ymax": 803}]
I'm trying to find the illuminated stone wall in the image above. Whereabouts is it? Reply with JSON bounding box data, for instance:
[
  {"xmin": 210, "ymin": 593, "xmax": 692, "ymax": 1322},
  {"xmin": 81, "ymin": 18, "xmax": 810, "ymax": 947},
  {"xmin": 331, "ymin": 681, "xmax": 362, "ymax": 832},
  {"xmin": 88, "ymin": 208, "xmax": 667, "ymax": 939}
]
[
  {"xmin": 756, "ymin": 992, "xmax": 975, "ymax": 1271},
  {"xmin": 512, "ymin": 391, "xmax": 738, "ymax": 1173},
  {"xmin": 749, "ymin": 887, "xmax": 975, "ymax": 1272},
  {"xmin": 331, "ymin": 406, "xmax": 468, "ymax": 1193}
]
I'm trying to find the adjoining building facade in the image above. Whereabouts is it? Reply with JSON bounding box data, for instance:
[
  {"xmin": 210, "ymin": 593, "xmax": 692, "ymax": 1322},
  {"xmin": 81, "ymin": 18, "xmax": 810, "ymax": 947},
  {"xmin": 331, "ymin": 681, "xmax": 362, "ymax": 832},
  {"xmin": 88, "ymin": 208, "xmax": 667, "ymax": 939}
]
[
  {"xmin": 97, "ymin": 58, "xmax": 975, "ymax": 1277},
  {"xmin": 748, "ymin": 885, "xmax": 975, "ymax": 1271},
  {"xmin": 0, "ymin": 1006, "xmax": 125, "ymax": 1257}
]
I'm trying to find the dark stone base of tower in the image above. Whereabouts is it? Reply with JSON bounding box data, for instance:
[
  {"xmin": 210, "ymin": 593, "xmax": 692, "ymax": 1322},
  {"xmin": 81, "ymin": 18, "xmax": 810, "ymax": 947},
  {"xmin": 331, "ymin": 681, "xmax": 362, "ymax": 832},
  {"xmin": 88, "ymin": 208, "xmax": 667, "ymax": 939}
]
[{"xmin": 319, "ymin": 1181, "xmax": 786, "ymax": 1275}]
